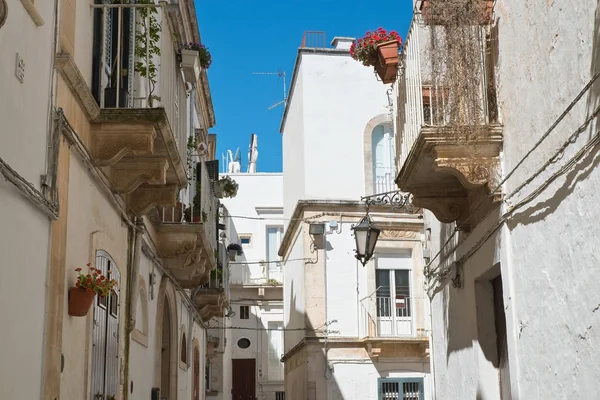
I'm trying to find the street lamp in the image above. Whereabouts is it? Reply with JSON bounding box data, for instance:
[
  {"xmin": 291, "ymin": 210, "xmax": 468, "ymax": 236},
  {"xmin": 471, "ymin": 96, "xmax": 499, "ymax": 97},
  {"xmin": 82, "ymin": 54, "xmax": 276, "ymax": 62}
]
[{"xmin": 352, "ymin": 215, "xmax": 381, "ymax": 266}]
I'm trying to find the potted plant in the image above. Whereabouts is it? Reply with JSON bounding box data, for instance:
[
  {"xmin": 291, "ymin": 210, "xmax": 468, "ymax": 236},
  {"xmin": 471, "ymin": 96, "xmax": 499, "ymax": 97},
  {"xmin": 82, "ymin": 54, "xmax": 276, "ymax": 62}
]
[
  {"xmin": 177, "ymin": 42, "xmax": 212, "ymax": 82},
  {"xmin": 214, "ymin": 176, "xmax": 238, "ymax": 199},
  {"xmin": 419, "ymin": 0, "xmax": 493, "ymax": 25},
  {"xmin": 350, "ymin": 28, "xmax": 402, "ymax": 84},
  {"xmin": 69, "ymin": 264, "xmax": 118, "ymax": 317}
]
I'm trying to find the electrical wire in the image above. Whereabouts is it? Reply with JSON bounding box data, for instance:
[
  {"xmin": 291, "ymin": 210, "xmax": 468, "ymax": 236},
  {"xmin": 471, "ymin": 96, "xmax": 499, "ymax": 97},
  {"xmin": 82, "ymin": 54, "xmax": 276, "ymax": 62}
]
[
  {"xmin": 424, "ymin": 69, "xmax": 600, "ymax": 279},
  {"xmin": 431, "ymin": 127, "xmax": 600, "ymax": 282}
]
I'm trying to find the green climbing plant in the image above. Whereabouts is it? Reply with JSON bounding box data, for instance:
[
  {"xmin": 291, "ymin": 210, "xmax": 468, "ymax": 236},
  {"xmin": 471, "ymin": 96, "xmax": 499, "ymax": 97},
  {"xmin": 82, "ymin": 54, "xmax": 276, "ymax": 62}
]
[{"xmin": 134, "ymin": 0, "xmax": 161, "ymax": 106}]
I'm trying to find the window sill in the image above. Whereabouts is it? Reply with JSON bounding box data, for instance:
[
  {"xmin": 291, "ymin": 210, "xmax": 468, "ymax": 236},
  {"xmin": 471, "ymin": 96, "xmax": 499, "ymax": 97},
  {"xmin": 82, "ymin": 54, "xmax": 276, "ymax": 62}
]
[
  {"xmin": 206, "ymin": 390, "xmax": 219, "ymax": 396},
  {"xmin": 20, "ymin": 0, "xmax": 44, "ymax": 26}
]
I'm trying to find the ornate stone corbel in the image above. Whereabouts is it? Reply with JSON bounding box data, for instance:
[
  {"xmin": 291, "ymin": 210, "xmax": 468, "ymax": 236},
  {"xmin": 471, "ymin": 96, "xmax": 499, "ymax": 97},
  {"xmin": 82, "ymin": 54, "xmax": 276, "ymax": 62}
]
[
  {"xmin": 91, "ymin": 123, "xmax": 157, "ymax": 166},
  {"xmin": 127, "ymin": 185, "xmax": 178, "ymax": 216},
  {"xmin": 108, "ymin": 157, "xmax": 169, "ymax": 194}
]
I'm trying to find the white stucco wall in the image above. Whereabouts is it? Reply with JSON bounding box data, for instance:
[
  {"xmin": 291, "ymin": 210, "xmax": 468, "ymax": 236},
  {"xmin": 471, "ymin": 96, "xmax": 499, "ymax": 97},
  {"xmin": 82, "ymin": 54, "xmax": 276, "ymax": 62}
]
[
  {"xmin": 299, "ymin": 53, "xmax": 391, "ymax": 200},
  {"xmin": 0, "ymin": 7, "xmax": 55, "ymax": 396},
  {"xmin": 130, "ymin": 251, "xmax": 208, "ymax": 400},
  {"xmin": 220, "ymin": 173, "xmax": 284, "ymax": 284},
  {"xmin": 421, "ymin": 1, "xmax": 600, "ymax": 398},
  {"xmin": 282, "ymin": 68, "xmax": 305, "ymax": 225},
  {"xmin": 283, "ymin": 227, "xmax": 305, "ymax": 352},
  {"xmin": 0, "ymin": 0, "xmax": 55, "ymax": 186}
]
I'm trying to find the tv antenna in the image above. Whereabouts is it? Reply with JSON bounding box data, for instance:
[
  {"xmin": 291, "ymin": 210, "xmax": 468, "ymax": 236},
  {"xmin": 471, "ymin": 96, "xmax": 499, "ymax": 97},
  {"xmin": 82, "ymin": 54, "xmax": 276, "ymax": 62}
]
[{"xmin": 252, "ymin": 70, "xmax": 287, "ymax": 110}]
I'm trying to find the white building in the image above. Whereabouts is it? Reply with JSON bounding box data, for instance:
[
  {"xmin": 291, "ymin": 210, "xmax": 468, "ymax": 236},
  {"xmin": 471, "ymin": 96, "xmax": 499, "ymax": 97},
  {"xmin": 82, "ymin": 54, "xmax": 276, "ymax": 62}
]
[
  {"xmin": 220, "ymin": 171, "xmax": 286, "ymax": 400},
  {"xmin": 394, "ymin": 1, "xmax": 600, "ymax": 398},
  {"xmin": 0, "ymin": 1, "xmax": 57, "ymax": 398},
  {"xmin": 279, "ymin": 33, "xmax": 431, "ymax": 400},
  {"xmin": 0, "ymin": 0, "xmax": 229, "ymax": 399}
]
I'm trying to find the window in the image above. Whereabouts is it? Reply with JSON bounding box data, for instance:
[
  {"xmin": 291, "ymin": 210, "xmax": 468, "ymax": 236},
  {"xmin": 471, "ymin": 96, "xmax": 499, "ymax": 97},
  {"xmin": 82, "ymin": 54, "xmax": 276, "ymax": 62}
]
[
  {"xmin": 374, "ymin": 253, "xmax": 413, "ymax": 336},
  {"xmin": 267, "ymin": 322, "xmax": 284, "ymax": 381},
  {"xmin": 90, "ymin": 252, "xmax": 120, "ymax": 399},
  {"xmin": 240, "ymin": 235, "xmax": 252, "ymax": 246},
  {"xmin": 240, "ymin": 305, "xmax": 250, "ymax": 319},
  {"xmin": 181, "ymin": 332, "xmax": 187, "ymax": 364},
  {"xmin": 378, "ymin": 378, "xmax": 424, "ymax": 400},
  {"xmin": 276, "ymin": 392, "xmax": 285, "ymax": 400},
  {"xmin": 237, "ymin": 338, "xmax": 251, "ymax": 349},
  {"xmin": 266, "ymin": 226, "xmax": 284, "ymax": 263},
  {"xmin": 371, "ymin": 124, "xmax": 396, "ymax": 194},
  {"xmin": 205, "ymin": 365, "xmax": 211, "ymax": 392}
]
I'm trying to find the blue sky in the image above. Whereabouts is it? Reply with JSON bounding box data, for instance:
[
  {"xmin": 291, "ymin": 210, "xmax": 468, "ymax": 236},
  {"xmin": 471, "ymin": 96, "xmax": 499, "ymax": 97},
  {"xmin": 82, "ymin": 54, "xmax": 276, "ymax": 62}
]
[{"xmin": 196, "ymin": 1, "xmax": 414, "ymax": 172}]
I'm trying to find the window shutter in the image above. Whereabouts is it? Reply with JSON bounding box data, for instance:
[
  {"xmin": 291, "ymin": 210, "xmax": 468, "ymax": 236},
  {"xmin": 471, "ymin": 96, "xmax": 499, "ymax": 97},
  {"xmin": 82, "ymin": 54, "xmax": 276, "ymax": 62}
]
[{"xmin": 205, "ymin": 160, "xmax": 219, "ymax": 182}]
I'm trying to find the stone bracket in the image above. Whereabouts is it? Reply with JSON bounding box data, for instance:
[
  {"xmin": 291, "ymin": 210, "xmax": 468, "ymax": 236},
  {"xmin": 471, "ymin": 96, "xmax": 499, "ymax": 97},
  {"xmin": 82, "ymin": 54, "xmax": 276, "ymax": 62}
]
[
  {"xmin": 92, "ymin": 123, "xmax": 156, "ymax": 166},
  {"xmin": 109, "ymin": 157, "xmax": 169, "ymax": 194},
  {"xmin": 127, "ymin": 185, "xmax": 178, "ymax": 216},
  {"xmin": 397, "ymin": 124, "xmax": 503, "ymax": 226}
]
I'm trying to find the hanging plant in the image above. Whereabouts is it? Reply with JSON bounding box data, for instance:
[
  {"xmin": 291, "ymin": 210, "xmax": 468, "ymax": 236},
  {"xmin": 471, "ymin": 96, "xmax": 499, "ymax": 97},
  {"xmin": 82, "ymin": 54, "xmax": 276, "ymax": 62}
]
[
  {"xmin": 178, "ymin": 42, "xmax": 212, "ymax": 69},
  {"xmin": 69, "ymin": 264, "xmax": 118, "ymax": 317},
  {"xmin": 350, "ymin": 28, "xmax": 402, "ymax": 67},
  {"xmin": 215, "ymin": 176, "xmax": 238, "ymax": 198}
]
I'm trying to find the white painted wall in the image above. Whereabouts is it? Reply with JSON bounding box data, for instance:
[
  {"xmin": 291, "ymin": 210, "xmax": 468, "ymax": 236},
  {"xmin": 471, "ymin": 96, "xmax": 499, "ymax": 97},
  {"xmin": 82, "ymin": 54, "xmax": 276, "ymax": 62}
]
[
  {"xmin": 283, "ymin": 227, "xmax": 305, "ymax": 353},
  {"xmin": 282, "ymin": 51, "xmax": 392, "ymax": 206},
  {"xmin": 412, "ymin": 1, "xmax": 600, "ymax": 398},
  {"xmin": 0, "ymin": 5, "xmax": 55, "ymax": 396},
  {"xmin": 326, "ymin": 360, "xmax": 432, "ymax": 400},
  {"xmin": 282, "ymin": 66, "xmax": 306, "ymax": 224},
  {"xmin": 129, "ymin": 251, "xmax": 208, "ymax": 400},
  {"xmin": 221, "ymin": 173, "xmax": 284, "ymax": 285}
]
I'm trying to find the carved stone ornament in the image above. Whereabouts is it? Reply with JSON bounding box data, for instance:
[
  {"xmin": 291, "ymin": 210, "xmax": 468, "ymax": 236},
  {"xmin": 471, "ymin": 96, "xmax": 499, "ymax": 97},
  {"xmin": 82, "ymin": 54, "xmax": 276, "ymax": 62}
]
[
  {"xmin": 380, "ymin": 230, "xmax": 418, "ymax": 240},
  {"xmin": 0, "ymin": 0, "xmax": 7, "ymax": 29}
]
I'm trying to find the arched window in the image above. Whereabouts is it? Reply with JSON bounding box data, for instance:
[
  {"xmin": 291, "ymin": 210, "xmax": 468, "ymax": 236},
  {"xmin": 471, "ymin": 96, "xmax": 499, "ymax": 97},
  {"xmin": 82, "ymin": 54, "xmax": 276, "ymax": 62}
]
[
  {"xmin": 371, "ymin": 124, "xmax": 396, "ymax": 193},
  {"xmin": 181, "ymin": 332, "xmax": 187, "ymax": 364}
]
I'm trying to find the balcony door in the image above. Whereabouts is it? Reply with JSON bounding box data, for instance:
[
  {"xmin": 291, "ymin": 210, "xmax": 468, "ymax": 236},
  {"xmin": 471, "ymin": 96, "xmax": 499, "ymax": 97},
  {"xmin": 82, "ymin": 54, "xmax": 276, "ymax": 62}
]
[
  {"xmin": 371, "ymin": 124, "xmax": 396, "ymax": 194},
  {"xmin": 375, "ymin": 253, "xmax": 413, "ymax": 336},
  {"xmin": 266, "ymin": 226, "xmax": 284, "ymax": 283}
]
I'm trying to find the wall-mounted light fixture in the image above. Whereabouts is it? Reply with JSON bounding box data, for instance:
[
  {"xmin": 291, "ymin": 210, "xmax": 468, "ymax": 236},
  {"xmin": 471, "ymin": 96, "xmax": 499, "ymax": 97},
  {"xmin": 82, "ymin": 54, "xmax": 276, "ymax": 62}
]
[{"xmin": 352, "ymin": 215, "xmax": 381, "ymax": 267}]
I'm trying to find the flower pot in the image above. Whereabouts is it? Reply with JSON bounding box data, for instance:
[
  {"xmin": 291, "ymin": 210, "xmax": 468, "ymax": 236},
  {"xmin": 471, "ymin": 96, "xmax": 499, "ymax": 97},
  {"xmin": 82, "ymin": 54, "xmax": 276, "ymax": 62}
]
[
  {"xmin": 68, "ymin": 287, "xmax": 96, "ymax": 317},
  {"xmin": 104, "ymin": 87, "xmax": 129, "ymax": 108},
  {"xmin": 180, "ymin": 49, "xmax": 200, "ymax": 83},
  {"xmin": 375, "ymin": 40, "xmax": 400, "ymax": 84},
  {"xmin": 420, "ymin": 0, "xmax": 493, "ymax": 25}
]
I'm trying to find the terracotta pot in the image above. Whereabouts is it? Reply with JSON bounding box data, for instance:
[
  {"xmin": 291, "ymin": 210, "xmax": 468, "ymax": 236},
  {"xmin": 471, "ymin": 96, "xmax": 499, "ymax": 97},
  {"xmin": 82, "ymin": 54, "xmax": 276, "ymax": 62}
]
[
  {"xmin": 68, "ymin": 287, "xmax": 96, "ymax": 317},
  {"xmin": 420, "ymin": 0, "xmax": 493, "ymax": 25},
  {"xmin": 375, "ymin": 40, "xmax": 400, "ymax": 84}
]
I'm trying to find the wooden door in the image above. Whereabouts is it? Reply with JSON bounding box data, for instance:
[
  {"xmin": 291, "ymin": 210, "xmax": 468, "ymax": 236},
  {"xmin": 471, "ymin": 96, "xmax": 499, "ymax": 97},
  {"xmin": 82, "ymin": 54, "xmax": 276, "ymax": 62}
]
[{"xmin": 232, "ymin": 359, "xmax": 256, "ymax": 400}]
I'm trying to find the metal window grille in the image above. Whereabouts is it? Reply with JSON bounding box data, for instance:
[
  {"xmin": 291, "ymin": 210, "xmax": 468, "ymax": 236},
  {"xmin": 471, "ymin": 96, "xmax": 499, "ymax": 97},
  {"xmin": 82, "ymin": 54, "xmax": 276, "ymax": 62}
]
[
  {"xmin": 276, "ymin": 392, "xmax": 285, "ymax": 400},
  {"xmin": 378, "ymin": 378, "xmax": 424, "ymax": 400}
]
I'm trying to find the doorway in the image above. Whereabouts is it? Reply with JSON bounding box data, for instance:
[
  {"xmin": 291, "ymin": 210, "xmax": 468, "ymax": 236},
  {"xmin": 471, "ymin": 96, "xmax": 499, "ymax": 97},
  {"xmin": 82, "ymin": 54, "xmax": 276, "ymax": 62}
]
[{"xmin": 232, "ymin": 358, "xmax": 256, "ymax": 400}]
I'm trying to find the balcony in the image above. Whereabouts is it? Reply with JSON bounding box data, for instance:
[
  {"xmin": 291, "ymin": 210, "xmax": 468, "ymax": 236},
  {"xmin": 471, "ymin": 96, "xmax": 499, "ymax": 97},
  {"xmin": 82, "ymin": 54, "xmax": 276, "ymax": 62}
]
[
  {"xmin": 359, "ymin": 295, "xmax": 429, "ymax": 358},
  {"xmin": 155, "ymin": 161, "xmax": 218, "ymax": 288},
  {"xmin": 229, "ymin": 260, "xmax": 283, "ymax": 287},
  {"xmin": 194, "ymin": 244, "xmax": 229, "ymax": 321},
  {"xmin": 55, "ymin": 2, "xmax": 199, "ymax": 216},
  {"xmin": 395, "ymin": 21, "xmax": 502, "ymax": 229}
]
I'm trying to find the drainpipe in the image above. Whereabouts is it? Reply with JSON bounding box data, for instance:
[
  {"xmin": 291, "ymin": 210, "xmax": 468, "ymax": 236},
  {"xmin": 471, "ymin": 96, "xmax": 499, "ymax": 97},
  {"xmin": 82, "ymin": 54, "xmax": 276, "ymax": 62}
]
[{"xmin": 123, "ymin": 217, "xmax": 143, "ymax": 400}]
